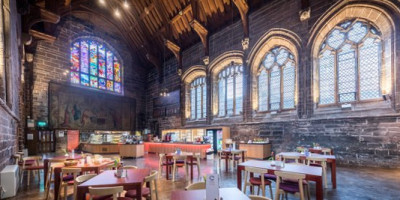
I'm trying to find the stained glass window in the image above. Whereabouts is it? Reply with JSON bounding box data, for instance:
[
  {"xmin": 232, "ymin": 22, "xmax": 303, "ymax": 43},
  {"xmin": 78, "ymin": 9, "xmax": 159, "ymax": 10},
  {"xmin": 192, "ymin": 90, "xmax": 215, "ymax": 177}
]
[
  {"xmin": 257, "ymin": 47, "xmax": 296, "ymax": 111},
  {"xmin": 70, "ymin": 39, "xmax": 122, "ymax": 93},
  {"xmin": 318, "ymin": 20, "xmax": 382, "ymax": 105},
  {"xmin": 218, "ymin": 64, "xmax": 243, "ymax": 117},
  {"xmin": 189, "ymin": 77, "xmax": 206, "ymax": 120}
]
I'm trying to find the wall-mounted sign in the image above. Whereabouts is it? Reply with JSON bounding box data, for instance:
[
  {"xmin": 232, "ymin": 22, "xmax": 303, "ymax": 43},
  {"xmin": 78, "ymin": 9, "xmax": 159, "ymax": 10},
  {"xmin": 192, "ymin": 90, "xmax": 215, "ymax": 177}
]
[
  {"xmin": 27, "ymin": 119, "xmax": 35, "ymax": 128},
  {"xmin": 27, "ymin": 134, "xmax": 34, "ymax": 140},
  {"xmin": 58, "ymin": 131, "xmax": 65, "ymax": 138},
  {"xmin": 67, "ymin": 130, "xmax": 80, "ymax": 151},
  {"xmin": 37, "ymin": 121, "xmax": 48, "ymax": 128}
]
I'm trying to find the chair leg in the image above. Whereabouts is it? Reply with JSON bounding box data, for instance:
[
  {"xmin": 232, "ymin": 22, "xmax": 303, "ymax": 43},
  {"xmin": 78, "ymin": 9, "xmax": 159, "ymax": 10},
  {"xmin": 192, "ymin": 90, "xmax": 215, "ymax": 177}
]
[
  {"xmin": 27, "ymin": 171, "xmax": 31, "ymax": 186},
  {"xmin": 64, "ymin": 184, "xmax": 67, "ymax": 200},
  {"xmin": 172, "ymin": 164, "xmax": 176, "ymax": 182},
  {"xmin": 269, "ymin": 184, "xmax": 274, "ymax": 200},
  {"xmin": 158, "ymin": 164, "xmax": 162, "ymax": 179}
]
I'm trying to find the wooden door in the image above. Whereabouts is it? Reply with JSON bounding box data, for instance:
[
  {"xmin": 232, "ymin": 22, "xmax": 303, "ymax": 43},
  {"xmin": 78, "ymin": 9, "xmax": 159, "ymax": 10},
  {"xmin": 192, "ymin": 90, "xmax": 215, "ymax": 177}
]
[{"xmin": 39, "ymin": 130, "xmax": 56, "ymax": 153}]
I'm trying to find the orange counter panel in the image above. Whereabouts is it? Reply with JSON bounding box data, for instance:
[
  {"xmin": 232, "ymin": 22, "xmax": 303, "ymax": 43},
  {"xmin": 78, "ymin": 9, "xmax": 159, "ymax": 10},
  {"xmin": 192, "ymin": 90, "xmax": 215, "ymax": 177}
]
[{"xmin": 143, "ymin": 142, "xmax": 211, "ymax": 159}]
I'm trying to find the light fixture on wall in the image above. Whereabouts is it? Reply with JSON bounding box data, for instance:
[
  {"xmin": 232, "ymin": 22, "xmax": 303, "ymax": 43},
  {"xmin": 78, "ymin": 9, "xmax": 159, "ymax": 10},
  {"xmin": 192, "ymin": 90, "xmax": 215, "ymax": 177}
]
[
  {"xmin": 114, "ymin": 8, "xmax": 121, "ymax": 18},
  {"xmin": 98, "ymin": 0, "xmax": 105, "ymax": 5},
  {"xmin": 123, "ymin": 0, "xmax": 129, "ymax": 9}
]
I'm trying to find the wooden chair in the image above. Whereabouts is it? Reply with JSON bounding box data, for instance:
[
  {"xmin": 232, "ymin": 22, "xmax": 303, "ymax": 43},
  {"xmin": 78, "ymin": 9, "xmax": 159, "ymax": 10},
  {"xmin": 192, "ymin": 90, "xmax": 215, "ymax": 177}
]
[
  {"xmin": 249, "ymin": 195, "xmax": 272, "ymax": 200},
  {"xmin": 185, "ymin": 181, "xmax": 206, "ymax": 190},
  {"xmin": 274, "ymin": 171, "xmax": 309, "ymax": 200},
  {"xmin": 243, "ymin": 167, "xmax": 273, "ymax": 199},
  {"xmin": 217, "ymin": 150, "xmax": 229, "ymax": 170},
  {"xmin": 58, "ymin": 168, "xmax": 81, "ymax": 200},
  {"xmin": 45, "ymin": 158, "xmax": 66, "ymax": 200},
  {"xmin": 187, "ymin": 153, "xmax": 201, "ymax": 178},
  {"xmin": 125, "ymin": 170, "xmax": 158, "ymax": 200},
  {"xmin": 21, "ymin": 156, "xmax": 44, "ymax": 186},
  {"xmin": 307, "ymin": 156, "xmax": 328, "ymax": 188},
  {"xmin": 158, "ymin": 153, "xmax": 173, "ymax": 179},
  {"xmin": 123, "ymin": 165, "xmax": 138, "ymax": 169},
  {"xmin": 88, "ymin": 186, "xmax": 130, "ymax": 200},
  {"xmin": 230, "ymin": 150, "xmax": 242, "ymax": 167},
  {"xmin": 322, "ymin": 148, "xmax": 332, "ymax": 155},
  {"xmin": 74, "ymin": 174, "xmax": 97, "ymax": 200},
  {"xmin": 172, "ymin": 155, "xmax": 188, "ymax": 182}
]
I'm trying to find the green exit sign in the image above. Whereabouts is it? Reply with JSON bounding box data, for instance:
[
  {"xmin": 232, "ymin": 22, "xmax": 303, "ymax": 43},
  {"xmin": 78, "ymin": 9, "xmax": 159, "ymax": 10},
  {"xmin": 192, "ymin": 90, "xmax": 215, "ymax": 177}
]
[{"xmin": 37, "ymin": 121, "xmax": 47, "ymax": 127}]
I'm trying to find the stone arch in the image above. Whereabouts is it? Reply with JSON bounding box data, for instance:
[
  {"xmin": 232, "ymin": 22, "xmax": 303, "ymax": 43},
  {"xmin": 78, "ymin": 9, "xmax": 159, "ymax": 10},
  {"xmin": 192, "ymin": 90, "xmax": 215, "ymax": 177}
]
[{"xmin": 247, "ymin": 28, "xmax": 301, "ymax": 111}]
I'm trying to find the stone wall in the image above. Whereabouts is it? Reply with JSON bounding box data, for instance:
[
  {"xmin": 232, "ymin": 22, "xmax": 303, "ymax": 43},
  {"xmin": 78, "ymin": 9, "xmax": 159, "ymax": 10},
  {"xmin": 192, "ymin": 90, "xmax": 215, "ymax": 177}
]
[
  {"xmin": 32, "ymin": 16, "xmax": 146, "ymax": 129},
  {"xmin": 0, "ymin": 0, "xmax": 21, "ymax": 171},
  {"xmin": 145, "ymin": 0, "xmax": 400, "ymax": 167}
]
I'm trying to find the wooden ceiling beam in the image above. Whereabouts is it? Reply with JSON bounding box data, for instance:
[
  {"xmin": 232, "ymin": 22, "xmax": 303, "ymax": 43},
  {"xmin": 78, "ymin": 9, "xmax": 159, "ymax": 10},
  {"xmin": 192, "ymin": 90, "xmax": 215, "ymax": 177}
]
[
  {"xmin": 165, "ymin": 39, "xmax": 182, "ymax": 72},
  {"xmin": 190, "ymin": 19, "xmax": 208, "ymax": 56},
  {"xmin": 232, "ymin": 0, "xmax": 249, "ymax": 38},
  {"xmin": 29, "ymin": 29, "xmax": 56, "ymax": 42}
]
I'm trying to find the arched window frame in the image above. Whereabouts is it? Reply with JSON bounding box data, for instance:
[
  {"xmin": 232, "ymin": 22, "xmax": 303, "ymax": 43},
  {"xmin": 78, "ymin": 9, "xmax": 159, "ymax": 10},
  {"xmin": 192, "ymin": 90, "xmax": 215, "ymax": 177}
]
[
  {"xmin": 181, "ymin": 66, "xmax": 207, "ymax": 121},
  {"xmin": 70, "ymin": 38, "xmax": 123, "ymax": 94},
  {"xmin": 316, "ymin": 19, "xmax": 384, "ymax": 106},
  {"xmin": 208, "ymin": 51, "xmax": 244, "ymax": 118},
  {"xmin": 217, "ymin": 63, "xmax": 244, "ymax": 117},
  {"xmin": 189, "ymin": 77, "xmax": 207, "ymax": 120},
  {"xmin": 256, "ymin": 46, "xmax": 297, "ymax": 112},
  {"xmin": 310, "ymin": 4, "xmax": 396, "ymax": 110}
]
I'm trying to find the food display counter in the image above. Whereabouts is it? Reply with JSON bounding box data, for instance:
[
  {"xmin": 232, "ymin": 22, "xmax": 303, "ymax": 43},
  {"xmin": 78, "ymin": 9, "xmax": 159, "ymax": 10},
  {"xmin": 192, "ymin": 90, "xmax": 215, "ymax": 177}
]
[
  {"xmin": 82, "ymin": 131, "xmax": 144, "ymax": 158},
  {"xmin": 143, "ymin": 142, "xmax": 211, "ymax": 159},
  {"xmin": 239, "ymin": 143, "xmax": 272, "ymax": 160}
]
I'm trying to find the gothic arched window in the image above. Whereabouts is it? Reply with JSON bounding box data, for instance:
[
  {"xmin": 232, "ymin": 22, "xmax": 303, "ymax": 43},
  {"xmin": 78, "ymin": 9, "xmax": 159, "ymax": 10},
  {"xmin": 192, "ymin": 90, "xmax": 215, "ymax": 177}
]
[
  {"xmin": 217, "ymin": 64, "xmax": 243, "ymax": 116},
  {"xmin": 190, "ymin": 77, "xmax": 206, "ymax": 120}
]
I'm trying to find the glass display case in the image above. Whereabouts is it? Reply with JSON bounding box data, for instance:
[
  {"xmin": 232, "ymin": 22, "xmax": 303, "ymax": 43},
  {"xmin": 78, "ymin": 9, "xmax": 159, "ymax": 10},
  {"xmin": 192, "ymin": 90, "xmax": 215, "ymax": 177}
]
[{"xmin": 87, "ymin": 131, "xmax": 131, "ymax": 144}]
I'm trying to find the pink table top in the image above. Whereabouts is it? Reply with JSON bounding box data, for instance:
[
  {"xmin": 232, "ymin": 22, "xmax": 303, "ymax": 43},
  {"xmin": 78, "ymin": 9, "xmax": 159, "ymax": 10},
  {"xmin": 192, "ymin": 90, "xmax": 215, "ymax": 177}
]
[
  {"xmin": 278, "ymin": 152, "xmax": 336, "ymax": 160},
  {"xmin": 78, "ymin": 169, "xmax": 150, "ymax": 187}
]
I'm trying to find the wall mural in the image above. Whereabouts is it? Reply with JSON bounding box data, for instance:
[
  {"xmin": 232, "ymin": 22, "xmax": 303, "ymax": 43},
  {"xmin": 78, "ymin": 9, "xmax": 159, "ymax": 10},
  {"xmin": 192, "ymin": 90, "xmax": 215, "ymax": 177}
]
[{"xmin": 49, "ymin": 82, "xmax": 136, "ymax": 130}]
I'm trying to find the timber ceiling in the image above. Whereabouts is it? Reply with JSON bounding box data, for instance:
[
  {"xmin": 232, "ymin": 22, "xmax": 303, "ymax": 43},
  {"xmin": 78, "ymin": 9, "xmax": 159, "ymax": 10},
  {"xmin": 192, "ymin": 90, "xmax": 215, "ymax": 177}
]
[{"xmin": 20, "ymin": 0, "xmax": 268, "ymax": 69}]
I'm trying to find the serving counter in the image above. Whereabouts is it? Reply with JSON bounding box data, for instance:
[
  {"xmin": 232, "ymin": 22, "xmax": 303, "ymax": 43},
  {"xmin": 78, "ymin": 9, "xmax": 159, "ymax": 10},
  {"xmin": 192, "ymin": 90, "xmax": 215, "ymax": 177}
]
[
  {"xmin": 239, "ymin": 143, "xmax": 272, "ymax": 160},
  {"xmin": 144, "ymin": 142, "xmax": 211, "ymax": 159},
  {"xmin": 82, "ymin": 143, "xmax": 144, "ymax": 158}
]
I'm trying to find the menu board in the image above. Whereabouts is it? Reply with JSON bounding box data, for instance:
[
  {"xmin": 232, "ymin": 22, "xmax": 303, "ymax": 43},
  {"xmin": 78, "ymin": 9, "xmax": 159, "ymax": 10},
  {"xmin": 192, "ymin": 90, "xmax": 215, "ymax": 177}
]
[{"xmin": 67, "ymin": 130, "xmax": 80, "ymax": 151}]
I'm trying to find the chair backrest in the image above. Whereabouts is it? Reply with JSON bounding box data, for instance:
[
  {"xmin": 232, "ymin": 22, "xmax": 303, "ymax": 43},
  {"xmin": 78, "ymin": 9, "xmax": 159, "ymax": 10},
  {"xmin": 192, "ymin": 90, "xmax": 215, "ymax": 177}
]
[
  {"xmin": 249, "ymin": 195, "xmax": 272, "ymax": 200},
  {"xmin": 89, "ymin": 186, "xmax": 123, "ymax": 200},
  {"xmin": 306, "ymin": 156, "xmax": 327, "ymax": 166},
  {"xmin": 123, "ymin": 165, "xmax": 138, "ymax": 169},
  {"xmin": 185, "ymin": 182, "xmax": 206, "ymax": 190},
  {"xmin": 144, "ymin": 170, "xmax": 158, "ymax": 183},
  {"xmin": 75, "ymin": 174, "xmax": 97, "ymax": 185},
  {"xmin": 322, "ymin": 148, "xmax": 332, "ymax": 155},
  {"xmin": 245, "ymin": 166, "xmax": 269, "ymax": 175},
  {"xmin": 23, "ymin": 156, "xmax": 42, "ymax": 167},
  {"xmin": 12, "ymin": 154, "xmax": 21, "ymax": 165},
  {"xmin": 281, "ymin": 155, "xmax": 301, "ymax": 164},
  {"xmin": 274, "ymin": 171, "xmax": 305, "ymax": 180},
  {"xmin": 61, "ymin": 167, "xmax": 82, "ymax": 180},
  {"xmin": 173, "ymin": 155, "xmax": 187, "ymax": 162}
]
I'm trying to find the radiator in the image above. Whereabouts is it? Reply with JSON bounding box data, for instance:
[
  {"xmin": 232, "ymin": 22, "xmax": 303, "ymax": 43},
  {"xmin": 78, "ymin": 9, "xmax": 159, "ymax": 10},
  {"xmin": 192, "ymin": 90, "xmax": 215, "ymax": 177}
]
[{"xmin": 0, "ymin": 165, "xmax": 19, "ymax": 198}]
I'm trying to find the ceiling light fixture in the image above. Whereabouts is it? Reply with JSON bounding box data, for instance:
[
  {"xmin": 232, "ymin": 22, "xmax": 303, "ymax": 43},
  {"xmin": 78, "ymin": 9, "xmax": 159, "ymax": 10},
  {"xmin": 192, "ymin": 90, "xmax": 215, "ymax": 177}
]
[
  {"xmin": 123, "ymin": 0, "xmax": 129, "ymax": 9},
  {"xmin": 99, "ymin": 0, "xmax": 105, "ymax": 5},
  {"xmin": 115, "ymin": 8, "xmax": 121, "ymax": 18}
]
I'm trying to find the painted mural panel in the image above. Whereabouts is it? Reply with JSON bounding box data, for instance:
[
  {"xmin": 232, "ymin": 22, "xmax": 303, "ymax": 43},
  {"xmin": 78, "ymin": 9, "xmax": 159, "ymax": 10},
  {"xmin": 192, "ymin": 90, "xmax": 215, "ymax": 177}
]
[{"xmin": 49, "ymin": 83, "xmax": 135, "ymax": 130}]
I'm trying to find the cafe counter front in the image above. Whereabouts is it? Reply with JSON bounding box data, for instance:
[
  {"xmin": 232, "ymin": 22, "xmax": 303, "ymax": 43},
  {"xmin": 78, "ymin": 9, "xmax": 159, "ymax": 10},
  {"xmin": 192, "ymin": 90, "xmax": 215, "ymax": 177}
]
[{"xmin": 144, "ymin": 142, "xmax": 211, "ymax": 159}]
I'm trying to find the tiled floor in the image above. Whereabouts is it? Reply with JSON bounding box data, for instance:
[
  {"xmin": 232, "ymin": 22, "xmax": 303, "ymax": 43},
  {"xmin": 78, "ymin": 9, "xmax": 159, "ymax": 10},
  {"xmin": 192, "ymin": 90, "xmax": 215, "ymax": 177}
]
[{"xmin": 10, "ymin": 153, "xmax": 400, "ymax": 200}]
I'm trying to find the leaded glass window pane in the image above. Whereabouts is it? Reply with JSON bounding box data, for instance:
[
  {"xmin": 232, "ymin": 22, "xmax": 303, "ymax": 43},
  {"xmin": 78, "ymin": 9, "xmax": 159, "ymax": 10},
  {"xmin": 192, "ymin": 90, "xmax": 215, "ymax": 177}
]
[
  {"xmin": 338, "ymin": 44, "xmax": 356, "ymax": 102},
  {"xmin": 202, "ymin": 85, "xmax": 207, "ymax": 118},
  {"xmin": 360, "ymin": 38, "xmax": 381, "ymax": 100},
  {"xmin": 235, "ymin": 73, "xmax": 243, "ymax": 115},
  {"xmin": 318, "ymin": 19, "xmax": 383, "ymax": 105},
  {"xmin": 226, "ymin": 76, "xmax": 234, "ymax": 115},
  {"xmin": 190, "ymin": 88, "xmax": 195, "ymax": 119},
  {"xmin": 258, "ymin": 70, "xmax": 268, "ymax": 111},
  {"xmin": 270, "ymin": 66, "xmax": 281, "ymax": 110},
  {"xmin": 70, "ymin": 39, "xmax": 122, "ymax": 93},
  {"xmin": 196, "ymin": 86, "xmax": 202, "ymax": 119},
  {"xmin": 218, "ymin": 79, "xmax": 225, "ymax": 117},
  {"xmin": 283, "ymin": 62, "xmax": 295, "ymax": 109},
  {"xmin": 319, "ymin": 50, "xmax": 335, "ymax": 104}
]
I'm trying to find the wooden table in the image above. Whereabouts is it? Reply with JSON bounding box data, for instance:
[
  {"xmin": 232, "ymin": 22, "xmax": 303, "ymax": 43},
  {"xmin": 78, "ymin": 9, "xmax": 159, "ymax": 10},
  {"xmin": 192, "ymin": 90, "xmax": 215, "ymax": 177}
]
[
  {"xmin": 308, "ymin": 147, "xmax": 333, "ymax": 154},
  {"xmin": 171, "ymin": 188, "xmax": 250, "ymax": 200},
  {"xmin": 76, "ymin": 169, "xmax": 150, "ymax": 200},
  {"xmin": 221, "ymin": 149, "xmax": 246, "ymax": 171},
  {"xmin": 237, "ymin": 160, "xmax": 323, "ymax": 200},
  {"xmin": 165, "ymin": 152, "xmax": 194, "ymax": 180},
  {"xmin": 43, "ymin": 155, "xmax": 82, "ymax": 184},
  {"xmin": 53, "ymin": 160, "xmax": 113, "ymax": 200},
  {"xmin": 278, "ymin": 152, "xmax": 337, "ymax": 188}
]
